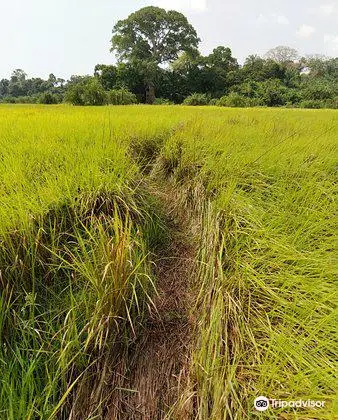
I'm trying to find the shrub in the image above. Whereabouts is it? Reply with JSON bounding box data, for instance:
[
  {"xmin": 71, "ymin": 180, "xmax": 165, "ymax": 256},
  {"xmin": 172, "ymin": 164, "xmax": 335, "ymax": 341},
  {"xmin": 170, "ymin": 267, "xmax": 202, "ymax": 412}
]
[
  {"xmin": 65, "ymin": 78, "xmax": 107, "ymax": 106},
  {"xmin": 107, "ymin": 89, "xmax": 137, "ymax": 105},
  {"xmin": 153, "ymin": 97, "xmax": 174, "ymax": 105},
  {"xmin": 82, "ymin": 79, "xmax": 107, "ymax": 106},
  {"xmin": 65, "ymin": 83, "xmax": 86, "ymax": 105},
  {"xmin": 302, "ymin": 82, "xmax": 335, "ymax": 101},
  {"xmin": 183, "ymin": 93, "xmax": 209, "ymax": 106},
  {"xmin": 246, "ymin": 97, "xmax": 264, "ymax": 107},
  {"xmin": 39, "ymin": 92, "xmax": 59, "ymax": 104},
  {"xmin": 324, "ymin": 98, "xmax": 338, "ymax": 109},
  {"xmin": 2, "ymin": 95, "xmax": 38, "ymax": 104},
  {"xmin": 217, "ymin": 93, "xmax": 248, "ymax": 107},
  {"xmin": 256, "ymin": 79, "xmax": 289, "ymax": 107},
  {"xmin": 298, "ymin": 100, "xmax": 325, "ymax": 109}
]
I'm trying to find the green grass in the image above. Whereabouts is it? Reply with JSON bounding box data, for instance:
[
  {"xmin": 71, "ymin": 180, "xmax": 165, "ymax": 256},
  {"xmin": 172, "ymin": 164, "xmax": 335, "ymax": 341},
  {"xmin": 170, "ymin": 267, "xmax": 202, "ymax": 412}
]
[{"xmin": 0, "ymin": 104, "xmax": 336, "ymax": 419}]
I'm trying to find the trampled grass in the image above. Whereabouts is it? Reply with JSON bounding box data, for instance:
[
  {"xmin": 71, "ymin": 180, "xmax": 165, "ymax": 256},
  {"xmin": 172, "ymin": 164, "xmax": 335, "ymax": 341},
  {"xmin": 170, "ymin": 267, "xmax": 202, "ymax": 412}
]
[{"xmin": 0, "ymin": 104, "xmax": 336, "ymax": 419}]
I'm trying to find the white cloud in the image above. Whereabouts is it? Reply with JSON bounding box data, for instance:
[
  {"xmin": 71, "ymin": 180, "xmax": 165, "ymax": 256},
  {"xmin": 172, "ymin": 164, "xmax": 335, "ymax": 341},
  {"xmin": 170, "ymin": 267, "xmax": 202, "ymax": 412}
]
[
  {"xmin": 324, "ymin": 34, "xmax": 338, "ymax": 55},
  {"xmin": 256, "ymin": 13, "xmax": 289, "ymax": 26},
  {"xmin": 309, "ymin": 3, "xmax": 337, "ymax": 17},
  {"xmin": 296, "ymin": 24, "xmax": 316, "ymax": 38},
  {"xmin": 256, "ymin": 13, "xmax": 269, "ymax": 25},
  {"xmin": 275, "ymin": 14, "xmax": 290, "ymax": 25},
  {"xmin": 319, "ymin": 3, "xmax": 335, "ymax": 16},
  {"xmin": 153, "ymin": 0, "xmax": 207, "ymax": 12}
]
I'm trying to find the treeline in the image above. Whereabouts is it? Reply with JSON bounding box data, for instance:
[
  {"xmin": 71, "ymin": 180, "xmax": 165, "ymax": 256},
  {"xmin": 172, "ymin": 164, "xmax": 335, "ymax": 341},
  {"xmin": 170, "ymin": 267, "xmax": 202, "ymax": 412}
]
[
  {"xmin": 0, "ymin": 6, "xmax": 337, "ymax": 109},
  {"xmin": 1, "ymin": 53, "xmax": 337, "ymax": 109},
  {"xmin": 89, "ymin": 52, "xmax": 338, "ymax": 108},
  {"xmin": 0, "ymin": 70, "xmax": 67, "ymax": 104}
]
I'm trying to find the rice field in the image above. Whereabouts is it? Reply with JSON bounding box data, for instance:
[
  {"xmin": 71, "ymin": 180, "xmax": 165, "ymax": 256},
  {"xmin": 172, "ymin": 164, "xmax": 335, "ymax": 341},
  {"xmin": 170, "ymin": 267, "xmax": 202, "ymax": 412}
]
[{"xmin": 0, "ymin": 104, "xmax": 337, "ymax": 419}]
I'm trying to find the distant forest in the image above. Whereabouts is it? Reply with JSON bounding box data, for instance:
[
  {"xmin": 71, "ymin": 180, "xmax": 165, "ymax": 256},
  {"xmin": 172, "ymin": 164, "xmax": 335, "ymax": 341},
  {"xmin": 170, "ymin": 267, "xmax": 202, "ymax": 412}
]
[{"xmin": 1, "ymin": 6, "xmax": 337, "ymax": 108}]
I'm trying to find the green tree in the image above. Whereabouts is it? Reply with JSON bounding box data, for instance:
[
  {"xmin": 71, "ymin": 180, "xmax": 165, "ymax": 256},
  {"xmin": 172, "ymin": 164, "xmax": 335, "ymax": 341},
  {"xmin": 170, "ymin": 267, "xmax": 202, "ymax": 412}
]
[
  {"xmin": 303, "ymin": 56, "xmax": 338, "ymax": 79},
  {"xmin": 65, "ymin": 77, "xmax": 107, "ymax": 106},
  {"xmin": 205, "ymin": 46, "xmax": 239, "ymax": 96},
  {"xmin": 8, "ymin": 69, "xmax": 28, "ymax": 96},
  {"xmin": 48, "ymin": 73, "xmax": 57, "ymax": 86},
  {"xmin": 256, "ymin": 79, "xmax": 289, "ymax": 106},
  {"xmin": 207, "ymin": 46, "xmax": 238, "ymax": 72},
  {"xmin": 94, "ymin": 64, "xmax": 118, "ymax": 90},
  {"xmin": 111, "ymin": 6, "xmax": 200, "ymax": 103},
  {"xmin": 82, "ymin": 78, "xmax": 107, "ymax": 105},
  {"xmin": 0, "ymin": 79, "xmax": 9, "ymax": 97}
]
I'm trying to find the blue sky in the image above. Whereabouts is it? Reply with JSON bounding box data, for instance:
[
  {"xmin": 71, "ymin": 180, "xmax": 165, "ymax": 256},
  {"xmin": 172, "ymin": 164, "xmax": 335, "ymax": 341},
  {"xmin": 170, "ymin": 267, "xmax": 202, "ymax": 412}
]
[{"xmin": 0, "ymin": 0, "xmax": 337, "ymax": 79}]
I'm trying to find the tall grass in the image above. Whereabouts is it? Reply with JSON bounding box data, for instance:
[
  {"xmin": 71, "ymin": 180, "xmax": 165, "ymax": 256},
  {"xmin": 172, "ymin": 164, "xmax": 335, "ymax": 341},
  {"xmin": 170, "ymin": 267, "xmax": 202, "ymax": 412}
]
[
  {"xmin": 0, "ymin": 104, "xmax": 336, "ymax": 418},
  {"xmin": 155, "ymin": 108, "xmax": 337, "ymax": 418},
  {"xmin": 0, "ymin": 105, "xmax": 173, "ymax": 418}
]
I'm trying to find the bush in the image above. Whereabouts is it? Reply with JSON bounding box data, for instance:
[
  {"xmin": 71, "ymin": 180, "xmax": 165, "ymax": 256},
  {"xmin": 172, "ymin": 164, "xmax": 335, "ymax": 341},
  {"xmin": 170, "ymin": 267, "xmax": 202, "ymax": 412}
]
[
  {"xmin": 255, "ymin": 79, "xmax": 288, "ymax": 106},
  {"xmin": 183, "ymin": 93, "xmax": 209, "ymax": 106},
  {"xmin": 246, "ymin": 97, "xmax": 264, "ymax": 107},
  {"xmin": 65, "ymin": 83, "xmax": 85, "ymax": 105},
  {"xmin": 217, "ymin": 93, "xmax": 248, "ymax": 107},
  {"xmin": 324, "ymin": 98, "xmax": 338, "ymax": 109},
  {"xmin": 38, "ymin": 92, "xmax": 59, "ymax": 104},
  {"xmin": 2, "ymin": 95, "xmax": 38, "ymax": 104},
  {"xmin": 153, "ymin": 97, "xmax": 174, "ymax": 105},
  {"xmin": 107, "ymin": 89, "xmax": 137, "ymax": 105},
  {"xmin": 82, "ymin": 79, "xmax": 107, "ymax": 105},
  {"xmin": 302, "ymin": 83, "xmax": 335, "ymax": 101},
  {"xmin": 208, "ymin": 98, "xmax": 218, "ymax": 106},
  {"xmin": 65, "ymin": 78, "xmax": 107, "ymax": 106},
  {"xmin": 298, "ymin": 100, "xmax": 325, "ymax": 109}
]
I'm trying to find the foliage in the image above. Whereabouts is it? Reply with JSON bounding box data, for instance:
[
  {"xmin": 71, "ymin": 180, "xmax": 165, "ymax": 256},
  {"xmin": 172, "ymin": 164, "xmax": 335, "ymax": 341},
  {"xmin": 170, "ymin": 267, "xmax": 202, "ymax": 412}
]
[
  {"xmin": 38, "ymin": 91, "xmax": 60, "ymax": 104},
  {"xmin": 94, "ymin": 64, "xmax": 117, "ymax": 90},
  {"xmin": 106, "ymin": 88, "xmax": 137, "ymax": 105},
  {"xmin": 111, "ymin": 6, "xmax": 200, "ymax": 103},
  {"xmin": 217, "ymin": 92, "xmax": 248, "ymax": 107},
  {"xmin": 298, "ymin": 99, "xmax": 325, "ymax": 109},
  {"xmin": 111, "ymin": 6, "xmax": 199, "ymax": 64},
  {"xmin": 0, "ymin": 69, "xmax": 66, "ymax": 103},
  {"xmin": 255, "ymin": 79, "xmax": 290, "ymax": 106},
  {"xmin": 183, "ymin": 93, "xmax": 209, "ymax": 106},
  {"xmin": 153, "ymin": 97, "xmax": 174, "ymax": 105},
  {"xmin": 82, "ymin": 78, "xmax": 107, "ymax": 105},
  {"xmin": 65, "ymin": 78, "xmax": 107, "ymax": 106}
]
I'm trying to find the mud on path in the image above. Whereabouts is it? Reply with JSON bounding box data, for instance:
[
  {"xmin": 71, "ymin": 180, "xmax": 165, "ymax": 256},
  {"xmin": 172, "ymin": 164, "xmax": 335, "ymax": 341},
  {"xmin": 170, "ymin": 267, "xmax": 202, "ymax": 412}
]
[{"xmin": 105, "ymin": 184, "xmax": 197, "ymax": 420}]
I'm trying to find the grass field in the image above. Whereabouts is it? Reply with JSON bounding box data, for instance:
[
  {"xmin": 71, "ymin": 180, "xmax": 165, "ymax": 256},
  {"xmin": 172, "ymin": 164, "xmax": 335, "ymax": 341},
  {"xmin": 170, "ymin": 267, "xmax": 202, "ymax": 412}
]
[{"xmin": 0, "ymin": 104, "xmax": 337, "ymax": 419}]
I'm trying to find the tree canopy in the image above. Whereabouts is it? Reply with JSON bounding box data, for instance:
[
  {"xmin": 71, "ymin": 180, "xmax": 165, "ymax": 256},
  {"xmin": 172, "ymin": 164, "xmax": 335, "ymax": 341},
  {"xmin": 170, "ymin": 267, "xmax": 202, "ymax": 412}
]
[
  {"xmin": 111, "ymin": 6, "xmax": 200, "ymax": 103},
  {"xmin": 265, "ymin": 45, "xmax": 299, "ymax": 63},
  {"xmin": 111, "ymin": 6, "xmax": 200, "ymax": 64}
]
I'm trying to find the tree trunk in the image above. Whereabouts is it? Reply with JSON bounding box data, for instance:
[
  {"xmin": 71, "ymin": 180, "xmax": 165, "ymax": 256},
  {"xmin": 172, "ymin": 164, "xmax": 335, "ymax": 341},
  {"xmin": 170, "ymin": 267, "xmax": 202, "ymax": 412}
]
[{"xmin": 145, "ymin": 83, "xmax": 155, "ymax": 104}]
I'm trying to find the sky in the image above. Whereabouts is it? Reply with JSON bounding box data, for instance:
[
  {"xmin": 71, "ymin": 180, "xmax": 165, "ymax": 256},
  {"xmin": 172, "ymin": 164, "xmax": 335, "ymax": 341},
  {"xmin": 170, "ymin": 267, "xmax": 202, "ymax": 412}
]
[{"xmin": 0, "ymin": 0, "xmax": 337, "ymax": 80}]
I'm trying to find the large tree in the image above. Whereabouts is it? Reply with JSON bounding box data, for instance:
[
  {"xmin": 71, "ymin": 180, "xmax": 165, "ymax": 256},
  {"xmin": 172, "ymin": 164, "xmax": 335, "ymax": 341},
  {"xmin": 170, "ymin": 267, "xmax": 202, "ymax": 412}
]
[
  {"xmin": 265, "ymin": 46, "xmax": 299, "ymax": 64},
  {"xmin": 111, "ymin": 6, "xmax": 200, "ymax": 103}
]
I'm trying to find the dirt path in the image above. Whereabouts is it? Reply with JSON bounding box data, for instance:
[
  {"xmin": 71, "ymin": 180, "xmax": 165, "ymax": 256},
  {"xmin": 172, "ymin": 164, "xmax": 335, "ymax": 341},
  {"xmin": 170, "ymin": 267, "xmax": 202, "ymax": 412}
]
[{"xmin": 105, "ymin": 184, "xmax": 196, "ymax": 420}]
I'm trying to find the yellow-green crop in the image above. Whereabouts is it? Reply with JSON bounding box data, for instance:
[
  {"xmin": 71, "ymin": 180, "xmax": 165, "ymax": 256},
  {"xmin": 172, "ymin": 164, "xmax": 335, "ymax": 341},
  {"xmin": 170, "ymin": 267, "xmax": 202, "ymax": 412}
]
[{"xmin": 0, "ymin": 104, "xmax": 336, "ymax": 419}]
